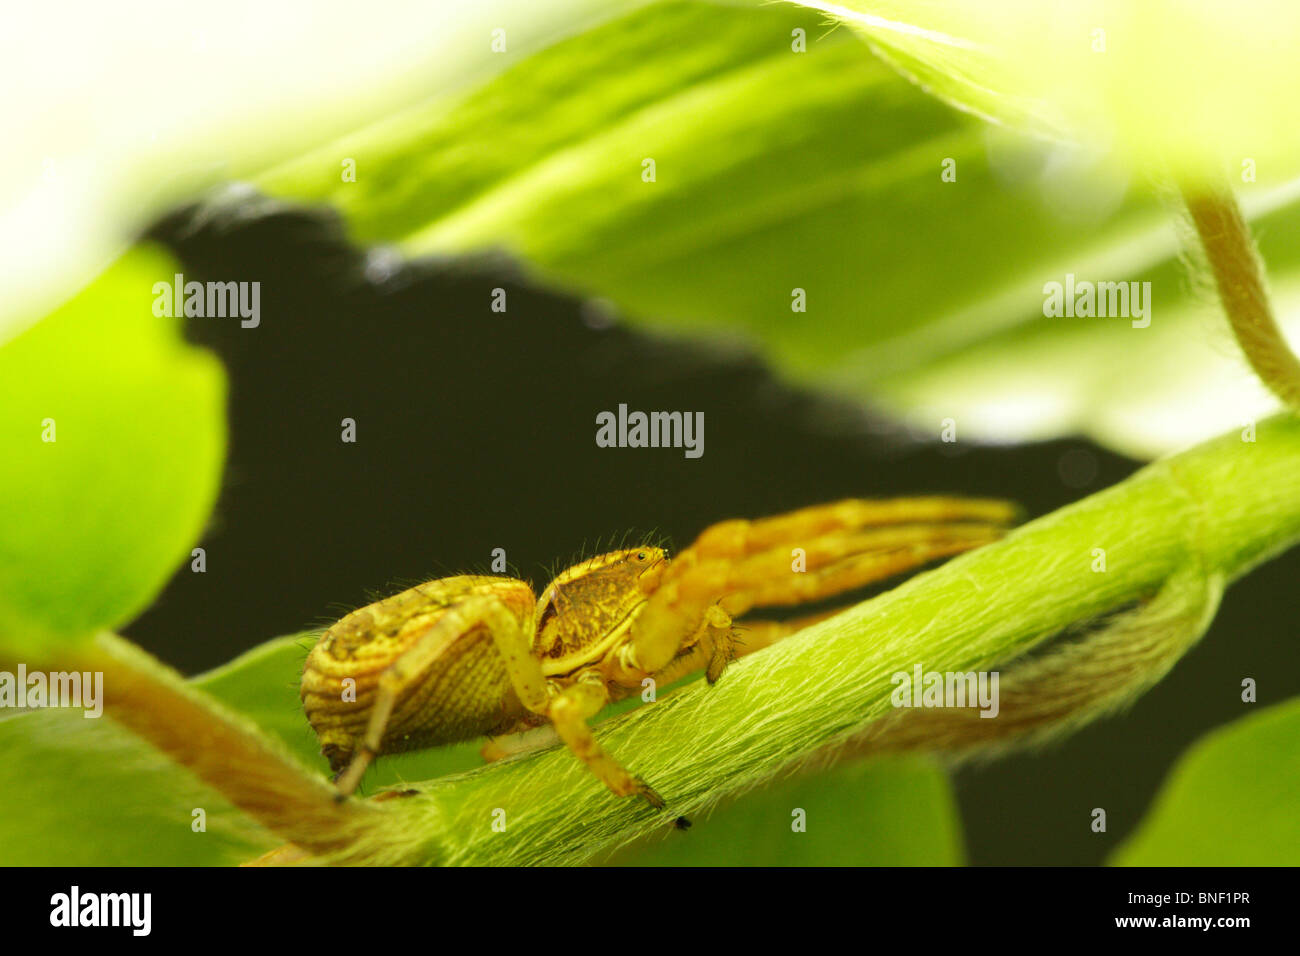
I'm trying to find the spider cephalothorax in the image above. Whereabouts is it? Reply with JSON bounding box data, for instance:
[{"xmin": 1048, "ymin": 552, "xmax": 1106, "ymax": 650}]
[
  {"xmin": 301, "ymin": 497, "xmax": 1017, "ymax": 806},
  {"xmin": 533, "ymin": 548, "xmax": 667, "ymax": 666}
]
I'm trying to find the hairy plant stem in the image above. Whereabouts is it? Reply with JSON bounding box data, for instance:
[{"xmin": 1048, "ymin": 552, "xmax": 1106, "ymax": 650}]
[
  {"xmin": 63, "ymin": 633, "xmax": 387, "ymax": 858},
  {"xmin": 1183, "ymin": 182, "xmax": 1300, "ymax": 410}
]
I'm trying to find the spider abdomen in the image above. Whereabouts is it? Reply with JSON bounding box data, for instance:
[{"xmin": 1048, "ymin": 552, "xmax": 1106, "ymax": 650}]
[{"xmin": 301, "ymin": 576, "xmax": 532, "ymax": 771}]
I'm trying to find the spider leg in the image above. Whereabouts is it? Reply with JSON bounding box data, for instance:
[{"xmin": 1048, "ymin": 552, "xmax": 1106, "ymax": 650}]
[
  {"xmin": 619, "ymin": 498, "xmax": 1015, "ymax": 680},
  {"xmin": 549, "ymin": 675, "xmax": 664, "ymax": 808},
  {"xmin": 623, "ymin": 607, "xmax": 737, "ymax": 693},
  {"xmin": 715, "ymin": 522, "xmax": 1006, "ymax": 618},
  {"xmin": 480, "ymin": 679, "xmax": 665, "ymax": 806},
  {"xmin": 333, "ymin": 593, "xmax": 548, "ymax": 797},
  {"xmin": 689, "ymin": 497, "xmax": 1018, "ymax": 560},
  {"xmin": 604, "ymin": 607, "xmax": 842, "ymax": 711},
  {"xmin": 481, "ymin": 723, "xmax": 561, "ymax": 763}
]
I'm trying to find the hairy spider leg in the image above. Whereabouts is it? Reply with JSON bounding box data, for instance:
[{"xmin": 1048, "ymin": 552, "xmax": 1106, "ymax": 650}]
[
  {"xmin": 714, "ymin": 522, "xmax": 1007, "ymax": 618},
  {"xmin": 333, "ymin": 593, "xmax": 549, "ymax": 797},
  {"xmin": 549, "ymin": 674, "xmax": 664, "ymax": 807},
  {"xmin": 616, "ymin": 498, "xmax": 1016, "ymax": 682}
]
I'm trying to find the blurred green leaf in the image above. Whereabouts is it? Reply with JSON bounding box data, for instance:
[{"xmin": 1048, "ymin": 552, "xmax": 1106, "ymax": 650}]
[
  {"xmin": 0, "ymin": 639, "xmax": 302, "ymax": 866},
  {"xmin": 1, "ymin": 0, "xmax": 643, "ymax": 333},
  {"xmin": 1110, "ymin": 697, "xmax": 1300, "ymax": 866},
  {"xmin": 0, "ymin": 245, "xmax": 225, "ymax": 656},
  {"xmin": 253, "ymin": 0, "xmax": 1300, "ymax": 457},
  {"xmin": 0, "ymin": 708, "xmax": 272, "ymax": 866},
  {"xmin": 781, "ymin": 0, "xmax": 1300, "ymax": 184},
  {"xmin": 613, "ymin": 756, "xmax": 963, "ymax": 865},
  {"xmin": 868, "ymin": 185, "xmax": 1300, "ymax": 458}
]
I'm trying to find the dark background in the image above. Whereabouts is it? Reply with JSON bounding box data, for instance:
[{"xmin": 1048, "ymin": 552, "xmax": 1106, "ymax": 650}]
[{"xmin": 127, "ymin": 196, "xmax": 1299, "ymax": 865}]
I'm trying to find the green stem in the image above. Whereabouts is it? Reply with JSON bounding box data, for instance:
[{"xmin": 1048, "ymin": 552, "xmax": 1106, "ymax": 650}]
[
  {"xmin": 66, "ymin": 633, "xmax": 390, "ymax": 860},
  {"xmin": 1183, "ymin": 183, "xmax": 1300, "ymax": 410}
]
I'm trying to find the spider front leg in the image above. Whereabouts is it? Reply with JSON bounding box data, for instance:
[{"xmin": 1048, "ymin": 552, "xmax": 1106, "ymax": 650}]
[
  {"xmin": 333, "ymin": 594, "xmax": 549, "ymax": 797},
  {"xmin": 712, "ymin": 521, "xmax": 1008, "ymax": 618},
  {"xmin": 629, "ymin": 606, "xmax": 737, "ymax": 691},
  {"xmin": 618, "ymin": 497, "xmax": 1016, "ymax": 681},
  {"xmin": 691, "ymin": 497, "xmax": 1018, "ymax": 558}
]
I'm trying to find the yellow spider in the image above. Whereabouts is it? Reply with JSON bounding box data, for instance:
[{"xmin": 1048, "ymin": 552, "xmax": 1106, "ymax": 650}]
[{"xmin": 301, "ymin": 497, "xmax": 1017, "ymax": 806}]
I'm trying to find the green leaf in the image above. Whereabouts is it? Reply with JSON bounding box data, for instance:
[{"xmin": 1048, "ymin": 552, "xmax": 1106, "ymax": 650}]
[
  {"xmin": 0, "ymin": 641, "xmax": 302, "ymax": 866},
  {"xmin": 780, "ymin": 0, "xmax": 1300, "ymax": 184},
  {"xmin": 15, "ymin": 2, "xmax": 1300, "ymax": 464},
  {"xmin": 1, "ymin": 0, "xmax": 644, "ymax": 332},
  {"xmin": 867, "ymin": 182, "xmax": 1300, "ymax": 458},
  {"xmin": 0, "ymin": 708, "xmax": 275, "ymax": 866},
  {"xmin": 262, "ymin": 1, "xmax": 1134, "ymax": 382},
  {"xmin": 250, "ymin": 0, "xmax": 1300, "ymax": 457},
  {"xmin": 1110, "ymin": 697, "xmax": 1300, "ymax": 866},
  {"xmin": 612, "ymin": 756, "xmax": 964, "ymax": 866},
  {"xmin": 0, "ymin": 245, "xmax": 225, "ymax": 655}
]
